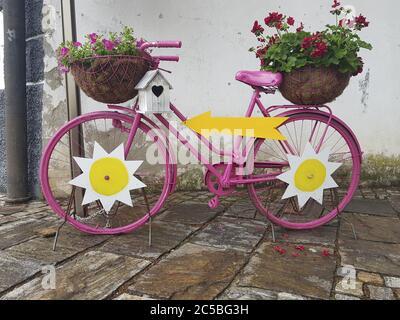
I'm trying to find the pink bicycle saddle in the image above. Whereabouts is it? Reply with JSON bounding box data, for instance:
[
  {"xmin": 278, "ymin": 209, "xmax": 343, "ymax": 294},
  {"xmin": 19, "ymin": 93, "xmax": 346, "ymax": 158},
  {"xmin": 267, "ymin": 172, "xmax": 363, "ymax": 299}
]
[{"xmin": 235, "ymin": 70, "xmax": 282, "ymax": 87}]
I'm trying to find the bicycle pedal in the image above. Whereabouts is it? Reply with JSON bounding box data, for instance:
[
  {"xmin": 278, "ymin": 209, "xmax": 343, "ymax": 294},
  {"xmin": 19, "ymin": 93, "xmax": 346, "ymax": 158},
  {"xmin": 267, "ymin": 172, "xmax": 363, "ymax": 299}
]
[{"xmin": 208, "ymin": 196, "xmax": 220, "ymax": 209}]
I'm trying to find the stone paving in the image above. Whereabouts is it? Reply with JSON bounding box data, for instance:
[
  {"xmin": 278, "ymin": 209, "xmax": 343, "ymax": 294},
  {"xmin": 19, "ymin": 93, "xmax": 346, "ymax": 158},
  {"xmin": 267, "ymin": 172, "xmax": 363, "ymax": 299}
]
[{"xmin": 0, "ymin": 187, "xmax": 400, "ymax": 300}]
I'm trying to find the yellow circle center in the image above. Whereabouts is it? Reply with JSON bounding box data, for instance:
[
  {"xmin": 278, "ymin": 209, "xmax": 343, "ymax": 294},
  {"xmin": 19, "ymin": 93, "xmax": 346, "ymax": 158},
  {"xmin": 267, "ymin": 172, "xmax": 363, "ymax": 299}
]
[
  {"xmin": 294, "ymin": 159, "xmax": 326, "ymax": 192},
  {"xmin": 89, "ymin": 157, "xmax": 129, "ymax": 196}
]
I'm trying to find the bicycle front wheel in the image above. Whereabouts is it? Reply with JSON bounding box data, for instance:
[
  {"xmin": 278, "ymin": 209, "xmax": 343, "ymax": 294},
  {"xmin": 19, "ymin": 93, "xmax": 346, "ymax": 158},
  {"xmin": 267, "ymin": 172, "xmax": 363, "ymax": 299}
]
[
  {"xmin": 248, "ymin": 111, "xmax": 361, "ymax": 229},
  {"xmin": 40, "ymin": 111, "xmax": 171, "ymax": 234}
]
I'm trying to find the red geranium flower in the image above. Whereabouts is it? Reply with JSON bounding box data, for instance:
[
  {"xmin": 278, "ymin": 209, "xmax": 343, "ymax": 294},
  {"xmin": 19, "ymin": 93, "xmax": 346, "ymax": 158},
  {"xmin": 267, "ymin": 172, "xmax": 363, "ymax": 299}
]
[
  {"xmin": 296, "ymin": 22, "xmax": 304, "ymax": 32},
  {"xmin": 268, "ymin": 35, "xmax": 279, "ymax": 45},
  {"xmin": 311, "ymin": 42, "xmax": 328, "ymax": 58},
  {"xmin": 287, "ymin": 16, "xmax": 295, "ymax": 26},
  {"xmin": 332, "ymin": 0, "xmax": 341, "ymax": 8},
  {"xmin": 264, "ymin": 12, "xmax": 284, "ymax": 27},
  {"xmin": 251, "ymin": 20, "xmax": 265, "ymax": 35},
  {"xmin": 355, "ymin": 14, "xmax": 370, "ymax": 29},
  {"xmin": 295, "ymin": 245, "xmax": 305, "ymax": 251},
  {"xmin": 256, "ymin": 46, "xmax": 268, "ymax": 58},
  {"xmin": 302, "ymin": 32, "xmax": 328, "ymax": 58}
]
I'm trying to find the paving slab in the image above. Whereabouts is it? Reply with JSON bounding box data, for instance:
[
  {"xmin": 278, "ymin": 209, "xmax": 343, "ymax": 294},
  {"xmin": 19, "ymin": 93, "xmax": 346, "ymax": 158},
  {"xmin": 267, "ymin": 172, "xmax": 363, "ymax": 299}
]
[
  {"xmin": 335, "ymin": 278, "xmax": 364, "ymax": 297},
  {"xmin": 0, "ymin": 218, "xmax": 58, "ymax": 250},
  {"xmin": 4, "ymin": 237, "xmax": 78, "ymax": 266},
  {"xmin": 218, "ymin": 286, "xmax": 277, "ymax": 300},
  {"xmin": 223, "ymin": 200, "xmax": 258, "ymax": 220},
  {"xmin": 344, "ymin": 199, "xmax": 397, "ymax": 217},
  {"xmin": 0, "ymin": 252, "xmax": 42, "ymax": 293},
  {"xmin": 1, "ymin": 251, "xmax": 150, "ymax": 300},
  {"xmin": 190, "ymin": 217, "xmax": 265, "ymax": 252},
  {"xmin": 99, "ymin": 221, "xmax": 196, "ymax": 260},
  {"xmin": 236, "ymin": 241, "xmax": 336, "ymax": 299},
  {"xmin": 114, "ymin": 293, "xmax": 154, "ymax": 300},
  {"xmin": 339, "ymin": 213, "xmax": 400, "ymax": 243},
  {"xmin": 367, "ymin": 285, "xmax": 395, "ymax": 300},
  {"xmin": 269, "ymin": 225, "xmax": 337, "ymax": 247},
  {"xmin": 129, "ymin": 243, "xmax": 247, "ymax": 300},
  {"xmin": 389, "ymin": 195, "xmax": 400, "ymax": 213},
  {"xmin": 358, "ymin": 271, "xmax": 384, "ymax": 286},
  {"xmin": 339, "ymin": 239, "xmax": 400, "ymax": 276},
  {"xmin": 158, "ymin": 202, "xmax": 223, "ymax": 225},
  {"xmin": 48, "ymin": 224, "xmax": 109, "ymax": 251},
  {"xmin": 0, "ymin": 205, "xmax": 27, "ymax": 216},
  {"xmin": 335, "ymin": 294, "xmax": 361, "ymax": 300},
  {"xmin": 383, "ymin": 276, "xmax": 400, "ymax": 288}
]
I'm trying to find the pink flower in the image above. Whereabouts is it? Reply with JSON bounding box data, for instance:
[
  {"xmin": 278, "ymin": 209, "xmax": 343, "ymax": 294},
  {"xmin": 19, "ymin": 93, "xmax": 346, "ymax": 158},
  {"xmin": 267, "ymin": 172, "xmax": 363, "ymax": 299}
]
[
  {"xmin": 60, "ymin": 47, "xmax": 69, "ymax": 56},
  {"xmin": 59, "ymin": 65, "xmax": 69, "ymax": 74},
  {"xmin": 102, "ymin": 39, "xmax": 116, "ymax": 51},
  {"xmin": 73, "ymin": 41, "xmax": 82, "ymax": 47},
  {"xmin": 295, "ymin": 245, "xmax": 305, "ymax": 251},
  {"xmin": 89, "ymin": 33, "xmax": 98, "ymax": 44}
]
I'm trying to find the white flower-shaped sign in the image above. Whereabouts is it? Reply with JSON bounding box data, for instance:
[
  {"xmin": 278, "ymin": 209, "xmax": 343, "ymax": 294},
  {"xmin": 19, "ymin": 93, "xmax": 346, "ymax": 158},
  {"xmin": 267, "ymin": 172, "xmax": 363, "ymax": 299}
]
[
  {"xmin": 277, "ymin": 143, "xmax": 342, "ymax": 208},
  {"xmin": 69, "ymin": 142, "xmax": 146, "ymax": 212}
]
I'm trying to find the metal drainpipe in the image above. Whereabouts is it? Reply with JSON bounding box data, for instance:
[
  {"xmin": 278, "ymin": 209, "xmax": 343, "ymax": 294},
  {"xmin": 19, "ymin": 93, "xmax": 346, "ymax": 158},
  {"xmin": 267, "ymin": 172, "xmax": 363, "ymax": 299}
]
[{"xmin": 3, "ymin": 0, "xmax": 31, "ymax": 203}]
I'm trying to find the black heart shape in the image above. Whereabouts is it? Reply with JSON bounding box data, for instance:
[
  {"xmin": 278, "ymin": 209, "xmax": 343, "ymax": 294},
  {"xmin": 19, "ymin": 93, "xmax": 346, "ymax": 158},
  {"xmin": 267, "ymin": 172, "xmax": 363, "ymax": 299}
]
[{"xmin": 152, "ymin": 85, "xmax": 164, "ymax": 98}]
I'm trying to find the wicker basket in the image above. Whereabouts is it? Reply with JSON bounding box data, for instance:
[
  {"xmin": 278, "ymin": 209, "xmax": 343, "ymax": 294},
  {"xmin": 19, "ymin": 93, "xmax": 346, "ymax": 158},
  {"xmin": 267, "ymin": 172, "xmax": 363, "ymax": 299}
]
[
  {"xmin": 279, "ymin": 66, "xmax": 351, "ymax": 105},
  {"xmin": 70, "ymin": 55, "xmax": 151, "ymax": 104}
]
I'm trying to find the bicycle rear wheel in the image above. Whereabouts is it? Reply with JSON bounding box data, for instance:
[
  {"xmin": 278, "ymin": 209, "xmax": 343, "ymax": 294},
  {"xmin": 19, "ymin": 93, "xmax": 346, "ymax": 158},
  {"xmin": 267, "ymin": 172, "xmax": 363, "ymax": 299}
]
[
  {"xmin": 40, "ymin": 111, "xmax": 171, "ymax": 234},
  {"xmin": 248, "ymin": 111, "xmax": 361, "ymax": 229}
]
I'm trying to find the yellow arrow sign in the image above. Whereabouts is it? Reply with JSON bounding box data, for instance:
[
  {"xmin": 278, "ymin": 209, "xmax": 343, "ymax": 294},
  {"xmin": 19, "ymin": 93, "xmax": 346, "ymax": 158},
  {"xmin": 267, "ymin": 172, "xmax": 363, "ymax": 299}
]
[{"xmin": 183, "ymin": 111, "xmax": 288, "ymax": 140}]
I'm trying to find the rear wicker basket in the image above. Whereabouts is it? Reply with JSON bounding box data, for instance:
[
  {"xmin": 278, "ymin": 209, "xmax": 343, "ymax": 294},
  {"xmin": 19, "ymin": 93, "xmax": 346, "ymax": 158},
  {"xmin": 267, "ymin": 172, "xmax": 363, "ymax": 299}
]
[
  {"xmin": 279, "ymin": 66, "xmax": 351, "ymax": 105},
  {"xmin": 70, "ymin": 55, "xmax": 151, "ymax": 104}
]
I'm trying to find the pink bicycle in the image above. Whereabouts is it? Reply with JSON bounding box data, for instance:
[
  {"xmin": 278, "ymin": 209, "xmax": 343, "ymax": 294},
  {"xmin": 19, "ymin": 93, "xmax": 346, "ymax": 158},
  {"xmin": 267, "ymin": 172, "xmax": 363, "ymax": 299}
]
[{"xmin": 40, "ymin": 40, "xmax": 362, "ymax": 235}]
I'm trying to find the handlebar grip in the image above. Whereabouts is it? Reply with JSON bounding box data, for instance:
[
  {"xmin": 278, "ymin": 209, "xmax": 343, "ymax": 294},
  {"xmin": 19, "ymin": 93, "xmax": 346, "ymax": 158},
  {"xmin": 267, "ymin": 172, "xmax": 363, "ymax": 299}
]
[
  {"xmin": 156, "ymin": 41, "xmax": 182, "ymax": 48},
  {"xmin": 140, "ymin": 41, "xmax": 182, "ymax": 50},
  {"xmin": 154, "ymin": 56, "xmax": 180, "ymax": 62}
]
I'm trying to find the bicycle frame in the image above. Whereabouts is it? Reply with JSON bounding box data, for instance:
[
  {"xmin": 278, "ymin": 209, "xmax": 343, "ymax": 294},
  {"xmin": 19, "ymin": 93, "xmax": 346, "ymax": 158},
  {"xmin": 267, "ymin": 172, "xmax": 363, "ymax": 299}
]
[{"xmin": 113, "ymin": 88, "xmax": 295, "ymax": 189}]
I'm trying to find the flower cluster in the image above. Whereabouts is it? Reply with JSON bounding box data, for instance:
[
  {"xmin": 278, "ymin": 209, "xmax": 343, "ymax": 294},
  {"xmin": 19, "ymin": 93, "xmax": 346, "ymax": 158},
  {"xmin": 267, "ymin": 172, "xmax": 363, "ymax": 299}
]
[
  {"xmin": 57, "ymin": 26, "xmax": 140, "ymax": 73},
  {"xmin": 301, "ymin": 33, "xmax": 328, "ymax": 58},
  {"xmin": 249, "ymin": 1, "xmax": 372, "ymax": 76}
]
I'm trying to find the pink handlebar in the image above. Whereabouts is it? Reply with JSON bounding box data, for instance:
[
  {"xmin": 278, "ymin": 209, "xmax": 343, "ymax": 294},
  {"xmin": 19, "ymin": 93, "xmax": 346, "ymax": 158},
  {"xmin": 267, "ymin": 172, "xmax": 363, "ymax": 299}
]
[
  {"xmin": 153, "ymin": 56, "xmax": 180, "ymax": 62},
  {"xmin": 140, "ymin": 41, "xmax": 182, "ymax": 50}
]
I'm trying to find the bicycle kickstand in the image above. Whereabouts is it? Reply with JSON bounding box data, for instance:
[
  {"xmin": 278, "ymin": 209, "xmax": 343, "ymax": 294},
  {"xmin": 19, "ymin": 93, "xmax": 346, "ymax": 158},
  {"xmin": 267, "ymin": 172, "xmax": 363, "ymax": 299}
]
[
  {"xmin": 53, "ymin": 186, "xmax": 76, "ymax": 251},
  {"xmin": 53, "ymin": 219, "xmax": 67, "ymax": 251},
  {"xmin": 341, "ymin": 217, "xmax": 357, "ymax": 240},
  {"xmin": 270, "ymin": 223, "xmax": 276, "ymax": 243},
  {"xmin": 136, "ymin": 175, "xmax": 152, "ymax": 247}
]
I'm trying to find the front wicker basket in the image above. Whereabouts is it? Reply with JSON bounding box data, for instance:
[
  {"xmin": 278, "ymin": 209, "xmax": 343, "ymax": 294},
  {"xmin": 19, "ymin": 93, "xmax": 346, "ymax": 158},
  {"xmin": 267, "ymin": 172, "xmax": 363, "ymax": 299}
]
[
  {"xmin": 70, "ymin": 55, "xmax": 151, "ymax": 104},
  {"xmin": 279, "ymin": 66, "xmax": 351, "ymax": 105}
]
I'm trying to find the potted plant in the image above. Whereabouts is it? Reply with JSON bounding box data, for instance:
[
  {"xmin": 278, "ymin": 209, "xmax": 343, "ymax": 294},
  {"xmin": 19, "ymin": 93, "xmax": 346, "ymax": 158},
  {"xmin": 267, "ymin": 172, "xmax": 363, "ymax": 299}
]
[
  {"xmin": 250, "ymin": 1, "xmax": 372, "ymax": 105},
  {"xmin": 57, "ymin": 26, "xmax": 151, "ymax": 104}
]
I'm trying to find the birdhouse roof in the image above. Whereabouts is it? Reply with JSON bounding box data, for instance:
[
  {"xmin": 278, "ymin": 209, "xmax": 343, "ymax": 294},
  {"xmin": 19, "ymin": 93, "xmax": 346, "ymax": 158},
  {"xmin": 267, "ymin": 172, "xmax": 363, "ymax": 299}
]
[{"xmin": 135, "ymin": 70, "xmax": 173, "ymax": 90}]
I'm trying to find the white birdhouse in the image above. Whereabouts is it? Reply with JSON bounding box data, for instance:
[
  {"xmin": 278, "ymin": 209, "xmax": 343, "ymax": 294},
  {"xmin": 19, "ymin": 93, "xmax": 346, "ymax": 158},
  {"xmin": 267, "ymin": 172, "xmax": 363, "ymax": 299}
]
[{"xmin": 135, "ymin": 70, "xmax": 173, "ymax": 114}]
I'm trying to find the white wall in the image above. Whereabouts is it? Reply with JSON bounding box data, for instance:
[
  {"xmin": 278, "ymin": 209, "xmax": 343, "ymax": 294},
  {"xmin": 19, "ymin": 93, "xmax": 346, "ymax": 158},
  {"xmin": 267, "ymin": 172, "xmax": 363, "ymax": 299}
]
[{"xmin": 74, "ymin": 0, "xmax": 400, "ymax": 155}]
